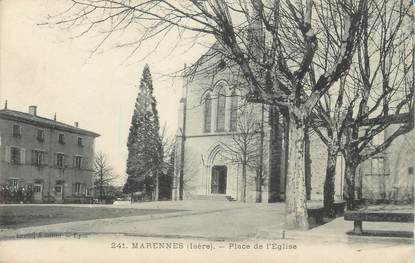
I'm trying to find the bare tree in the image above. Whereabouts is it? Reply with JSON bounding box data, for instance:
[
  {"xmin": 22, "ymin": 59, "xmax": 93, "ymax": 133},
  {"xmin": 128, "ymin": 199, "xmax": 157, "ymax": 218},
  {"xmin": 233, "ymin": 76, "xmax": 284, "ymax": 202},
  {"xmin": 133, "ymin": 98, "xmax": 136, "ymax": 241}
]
[
  {"xmin": 93, "ymin": 152, "xmax": 117, "ymax": 202},
  {"xmin": 50, "ymin": 0, "xmax": 368, "ymax": 229},
  {"xmin": 220, "ymin": 104, "xmax": 263, "ymax": 202},
  {"xmin": 310, "ymin": 0, "xmax": 414, "ymax": 211},
  {"xmin": 340, "ymin": 0, "xmax": 413, "ymax": 209},
  {"xmin": 308, "ymin": 77, "xmax": 348, "ymax": 215}
]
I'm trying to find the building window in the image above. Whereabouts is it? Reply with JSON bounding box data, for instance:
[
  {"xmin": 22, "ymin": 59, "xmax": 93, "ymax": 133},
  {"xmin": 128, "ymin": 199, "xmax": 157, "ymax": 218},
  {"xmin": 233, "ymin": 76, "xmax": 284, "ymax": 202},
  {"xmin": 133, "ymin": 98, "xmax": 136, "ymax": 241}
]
[
  {"xmin": 204, "ymin": 94, "xmax": 212, "ymax": 132},
  {"xmin": 369, "ymin": 157, "xmax": 386, "ymax": 176},
  {"xmin": 10, "ymin": 147, "xmax": 21, "ymax": 165},
  {"xmin": 229, "ymin": 91, "xmax": 238, "ymax": 131},
  {"xmin": 74, "ymin": 156, "xmax": 82, "ymax": 169},
  {"xmin": 216, "ymin": 91, "xmax": 226, "ymax": 132},
  {"xmin": 12, "ymin": 125, "xmax": 21, "ymax": 138},
  {"xmin": 58, "ymin": 133, "xmax": 65, "ymax": 144},
  {"xmin": 77, "ymin": 137, "xmax": 84, "ymax": 147},
  {"xmin": 56, "ymin": 153, "xmax": 65, "ymax": 168},
  {"xmin": 31, "ymin": 150, "xmax": 45, "ymax": 166},
  {"xmin": 37, "ymin": 129, "xmax": 45, "ymax": 142},
  {"xmin": 74, "ymin": 183, "xmax": 82, "ymax": 196}
]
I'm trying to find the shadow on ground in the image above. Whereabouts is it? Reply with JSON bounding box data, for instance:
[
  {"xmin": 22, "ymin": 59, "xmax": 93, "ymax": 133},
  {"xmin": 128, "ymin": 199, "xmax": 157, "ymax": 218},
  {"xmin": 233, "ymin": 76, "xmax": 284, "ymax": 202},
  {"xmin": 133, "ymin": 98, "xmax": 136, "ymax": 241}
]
[{"xmin": 0, "ymin": 205, "xmax": 184, "ymax": 229}]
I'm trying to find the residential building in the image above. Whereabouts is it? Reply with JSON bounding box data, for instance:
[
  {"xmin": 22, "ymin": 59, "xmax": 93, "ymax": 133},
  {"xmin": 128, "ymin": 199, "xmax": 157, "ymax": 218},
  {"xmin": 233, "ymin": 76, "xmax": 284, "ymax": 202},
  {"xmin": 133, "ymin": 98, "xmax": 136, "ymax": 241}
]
[{"xmin": 0, "ymin": 105, "xmax": 100, "ymax": 203}]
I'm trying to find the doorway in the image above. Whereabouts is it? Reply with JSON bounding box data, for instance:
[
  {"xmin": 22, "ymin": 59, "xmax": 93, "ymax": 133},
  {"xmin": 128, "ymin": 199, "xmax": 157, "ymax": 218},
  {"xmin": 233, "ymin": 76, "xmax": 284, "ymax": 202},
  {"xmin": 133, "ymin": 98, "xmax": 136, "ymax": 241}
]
[
  {"xmin": 211, "ymin": 166, "xmax": 227, "ymax": 194},
  {"xmin": 55, "ymin": 185, "xmax": 63, "ymax": 202},
  {"xmin": 33, "ymin": 183, "xmax": 43, "ymax": 202}
]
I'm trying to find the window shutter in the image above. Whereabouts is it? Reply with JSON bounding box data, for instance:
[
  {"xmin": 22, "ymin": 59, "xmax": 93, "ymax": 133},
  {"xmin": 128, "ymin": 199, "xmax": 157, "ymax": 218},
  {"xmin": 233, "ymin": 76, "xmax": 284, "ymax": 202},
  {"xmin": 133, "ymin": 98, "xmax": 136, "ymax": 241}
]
[
  {"xmin": 72, "ymin": 183, "xmax": 76, "ymax": 195},
  {"xmin": 43, "ymin": 152, "xmax": 48, "ymax": 166},
  {"xmin": 20, "ymin": 148, "xmax": 26, "ymax": 165},
  {"xmin": 83, "ymin": 157, "xmax": 88, "ymax": 170},
  {"xmin": 5, "ymin": 146, "xmax": 10, "ymax": 163},
  {"xmin": 54, "ymin": 153, "xmax": 58, "ymax": 167},
  {"xmin": 64, "ymin": 154, "xmax": 69, "ymax": 168},
  {"xmin": 31, "ymin": 150, "xmax": 36, "ymax": 165}
]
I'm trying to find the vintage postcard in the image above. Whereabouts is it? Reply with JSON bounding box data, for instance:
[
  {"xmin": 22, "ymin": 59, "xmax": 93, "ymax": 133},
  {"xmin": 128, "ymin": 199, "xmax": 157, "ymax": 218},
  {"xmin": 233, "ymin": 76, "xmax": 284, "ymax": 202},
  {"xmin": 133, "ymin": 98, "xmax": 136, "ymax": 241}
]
[{"xmin": 0, "ymin": 0, "xmax": 413, "ymax": 262}]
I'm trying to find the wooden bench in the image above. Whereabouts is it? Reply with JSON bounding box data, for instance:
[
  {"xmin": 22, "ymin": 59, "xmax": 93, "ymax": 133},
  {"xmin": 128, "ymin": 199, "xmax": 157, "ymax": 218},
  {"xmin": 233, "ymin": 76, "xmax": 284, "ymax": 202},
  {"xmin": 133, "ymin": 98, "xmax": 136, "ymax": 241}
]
[
  {"xmin": 307, "ymin": 201, "xmax": 347, "ymax": 226},
  {"xmin": 307, "ymin": 207, "xmax": 325, "ymax": 225},
  {"xmin": 344, "ymin": 211, "xmax": 414, "ymax": 235},
  {"xmin": 333, "ymin": 201, "xmax": 346, "ymax": 216}
]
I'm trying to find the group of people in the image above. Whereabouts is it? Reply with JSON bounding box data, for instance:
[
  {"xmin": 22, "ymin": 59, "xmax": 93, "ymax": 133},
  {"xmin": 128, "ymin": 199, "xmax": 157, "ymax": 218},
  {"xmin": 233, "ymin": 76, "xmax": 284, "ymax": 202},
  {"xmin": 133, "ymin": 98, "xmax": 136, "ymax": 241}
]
[{"xmin": 0, "ymin": 185, "xmax": 34, "ymax": 203}]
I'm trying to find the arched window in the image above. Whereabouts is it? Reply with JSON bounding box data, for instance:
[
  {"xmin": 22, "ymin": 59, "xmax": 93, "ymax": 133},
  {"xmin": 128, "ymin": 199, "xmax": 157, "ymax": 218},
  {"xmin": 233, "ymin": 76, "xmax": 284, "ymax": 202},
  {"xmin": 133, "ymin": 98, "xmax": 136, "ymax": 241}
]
[
  {"xmin": 216, "ymin": 90, "xmax": 226, "ymax": 132},
  {"xmin": 229, "ymin": 90, "xmax": 238, "ymax": 131},
  {"xmin": 204, "ymin": 94, "xmax": 212, "ymax": 132}
]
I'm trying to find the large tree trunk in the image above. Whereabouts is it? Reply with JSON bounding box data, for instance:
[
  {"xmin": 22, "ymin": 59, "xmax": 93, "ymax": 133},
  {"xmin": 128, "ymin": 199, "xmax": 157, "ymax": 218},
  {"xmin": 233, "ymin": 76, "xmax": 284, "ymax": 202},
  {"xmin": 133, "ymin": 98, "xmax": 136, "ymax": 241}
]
[
  {"xmin": 304, "ymin": 124, "xmax": 312, "ymax": 200},
  {"xmin": 283, "ymin": 113, "xmax": 289, "ymax": 200},
  {"xmin": 323, "ymin": 147, "xmax": 338, "ymax": 217},
  {"xmin": 285, "ymin": 116, "xmax": 309, "ymax": 230},
  {"xmin": 343, "ymin": 159, "xmax": 358, "ymax": 210}
]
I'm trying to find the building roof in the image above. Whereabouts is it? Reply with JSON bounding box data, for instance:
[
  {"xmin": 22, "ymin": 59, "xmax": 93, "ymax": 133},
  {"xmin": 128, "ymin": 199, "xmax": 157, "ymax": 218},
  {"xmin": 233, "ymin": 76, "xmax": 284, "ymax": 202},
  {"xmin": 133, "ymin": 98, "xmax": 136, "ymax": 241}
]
[{"xmin": 0, "ymin": 109, "xmax": 100, "ymax": 137}]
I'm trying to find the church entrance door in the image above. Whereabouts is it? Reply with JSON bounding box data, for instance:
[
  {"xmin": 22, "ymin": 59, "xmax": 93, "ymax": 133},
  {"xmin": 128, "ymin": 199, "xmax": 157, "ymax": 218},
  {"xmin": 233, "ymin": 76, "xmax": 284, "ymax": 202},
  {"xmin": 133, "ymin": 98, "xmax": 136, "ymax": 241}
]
[{"xmin": 211, "ymin": 166, "xmax": 227, "ymax": 194}]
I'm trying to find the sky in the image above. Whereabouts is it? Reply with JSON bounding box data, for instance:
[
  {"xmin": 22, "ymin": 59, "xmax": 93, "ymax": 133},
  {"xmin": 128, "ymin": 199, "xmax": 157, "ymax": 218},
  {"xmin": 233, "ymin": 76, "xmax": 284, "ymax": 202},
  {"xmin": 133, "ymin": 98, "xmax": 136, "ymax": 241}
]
[{"xmin": 0, "ymin": 0, "xmax": 211, "ymax": 185}]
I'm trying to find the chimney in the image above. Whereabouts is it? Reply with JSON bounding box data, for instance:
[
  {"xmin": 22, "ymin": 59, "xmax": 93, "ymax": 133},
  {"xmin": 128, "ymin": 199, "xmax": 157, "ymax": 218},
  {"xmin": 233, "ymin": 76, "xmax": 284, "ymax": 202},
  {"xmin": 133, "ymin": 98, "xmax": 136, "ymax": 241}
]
[
  {"xmin": 29, "ymin": 105, "xmax": 37, "ymax": 116},
  {"xmin": 74, "ymin": 122, "xmax": 79, "ymax": 128}
]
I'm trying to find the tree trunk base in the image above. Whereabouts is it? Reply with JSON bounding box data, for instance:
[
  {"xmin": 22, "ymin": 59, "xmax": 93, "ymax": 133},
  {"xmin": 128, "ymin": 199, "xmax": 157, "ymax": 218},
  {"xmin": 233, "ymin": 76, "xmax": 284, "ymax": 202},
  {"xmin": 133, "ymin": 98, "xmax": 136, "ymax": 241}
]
[{"xmin": 285, "ymin": 213, "xmax": 309, "ymax": 230}]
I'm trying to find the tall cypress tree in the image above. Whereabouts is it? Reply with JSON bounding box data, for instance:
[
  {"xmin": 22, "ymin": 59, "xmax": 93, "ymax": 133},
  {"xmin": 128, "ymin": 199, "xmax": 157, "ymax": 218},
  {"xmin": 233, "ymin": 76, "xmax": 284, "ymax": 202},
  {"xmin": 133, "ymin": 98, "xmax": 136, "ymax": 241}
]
[{"xmin": 123, "ymin": 64, "xmax": 162, "ymax": 200}]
